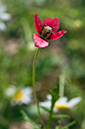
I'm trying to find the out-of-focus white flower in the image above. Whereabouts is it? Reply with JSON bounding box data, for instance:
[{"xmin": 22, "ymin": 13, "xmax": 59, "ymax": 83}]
[
  {"xmin": 54, "ymin": 97, "xmax": 81, "ymax": 112},
  {"xmin": 40, "ymin": 94, "xmax": 81, "ymax": 112},
  {"xmin": 0, "ymin": 1, "xmax": 11, "ymax": 31},
  {"xmin": 40, "ymin": 100, "xmax": 51, "ymax": 110},
  {"xmin": 39, "ymin": 94, "xmax": 52, "ymax": 110},
  {"xmin": 5, "ymin": 85, "xmax": 17, "ymax": 97},
  {"xmin": 5, "ymin": 86, "xmax": 33, "ymax": 105},
  {"xmin": 11, "ymin": 87, "xmax": 33, "ymax": 105}
]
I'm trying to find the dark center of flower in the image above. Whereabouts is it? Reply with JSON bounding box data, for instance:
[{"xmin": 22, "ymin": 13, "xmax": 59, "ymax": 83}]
[{"xmin": 41, "ymin": 26, "xmax": 52, "ymax": 39}]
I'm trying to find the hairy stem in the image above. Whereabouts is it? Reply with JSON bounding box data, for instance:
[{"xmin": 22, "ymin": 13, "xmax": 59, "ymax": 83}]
[{"xmin": 33, "ymin": 47, "xmax": 46, "ymax": 129}]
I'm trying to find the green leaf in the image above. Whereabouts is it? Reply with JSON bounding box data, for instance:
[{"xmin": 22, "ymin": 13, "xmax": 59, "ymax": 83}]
[
  {"xmin": 50, "ymin": 87, "xmax": 59, "ymax": 105},
  {"xmin": 55, "ymin": 126, "xmax": 59, "ymax": 129},
  {"xmin": 20, "ymin": 110, "xmax": 40, "ymax": 129},
  {"xmin": 55, "ymin": 120, "xmax": 61, "ymax": 129},
  {"xmin": 52, "ymin": 115, "xmax": 69, "ymax": 120},
  {"xmin": 60, "ymin": 121, "xmax": 75, "ymax": 129},
  {"xmin": 26, "ymin": 104, "xmax": 48, "ymax": 117},
  {"xmin": 40, "ymin": 106, "xmax": 50, "ymax": 112}
]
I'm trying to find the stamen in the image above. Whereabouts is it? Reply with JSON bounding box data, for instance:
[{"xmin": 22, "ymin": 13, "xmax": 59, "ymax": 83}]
[
  {"xmin": 41, "ymin": 26, "xmax": 52, "ymax": 39},
  {"xmin": 44, "ymin": 26, "xmax": 52, "ymax": 31},
  {"xmin": 54, "ymin": 104, "xmax": 68, "ymax": 109},
  {"xmin": 15, "ymin": 92, "xmax": 23, "ymax": 99}
]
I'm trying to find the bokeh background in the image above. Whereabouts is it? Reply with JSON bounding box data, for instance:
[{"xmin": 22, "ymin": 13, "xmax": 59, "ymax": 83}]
[{"xmin": 0, "ymin": 0, "xmax": 85, "ymax": 129}]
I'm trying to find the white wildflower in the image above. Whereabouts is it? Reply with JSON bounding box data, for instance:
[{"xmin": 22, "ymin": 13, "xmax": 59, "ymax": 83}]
[
  {"xmin": 5, "ymin": 86, "xmax": 33, "ymax": 105},
  {"xmin": 0, "ymin": 1, "xmax": 11, "ymax": 31},
  {"xmin": 54, "ymin": 96, "xmax": 81, "ymax": 112},
  {"xmin": 11, "ymin": 87, "xmax": 33, "ymax": 105},
  {"xmin": 40, "ymin": 94, "xmax": 81, "ymax": 112}
]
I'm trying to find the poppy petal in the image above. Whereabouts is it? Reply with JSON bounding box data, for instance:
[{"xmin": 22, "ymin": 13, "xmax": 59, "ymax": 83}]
[
  {"xmin": 50, "ymin": 30, "xmax": 67, "ymax": 40},
  {"xmin": 33, "ymin": 34, "xmax": 49, "ymax": 48},
  {"xmin": 34, "ymin": 14, "xmax": 42, "ymax": 33},
  {"xmin": 43, "ymin": 17, "xmax": 60, "ymax": 32}
]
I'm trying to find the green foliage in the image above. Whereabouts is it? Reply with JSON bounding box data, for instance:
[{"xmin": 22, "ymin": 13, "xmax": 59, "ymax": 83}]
[
  {"xmin": 21, "ymin": 110, "xmax": 40, "ymax": 129},
  {"xmin": 0, "ymin": 0, "xmax": 85, "ymax": 129},
  {"xmin": 60, "ymin": 121, "xmax": 75, "ymax": 129},
  {"xmin": 52, "ymin": 115, "xmax": 69, "ymax": 120}
]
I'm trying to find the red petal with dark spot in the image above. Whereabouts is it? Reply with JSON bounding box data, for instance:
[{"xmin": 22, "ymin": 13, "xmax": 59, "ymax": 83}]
[
  {"xmin": 34, "ymin": 14, "xmax": 42, "ymax": 33},
  {"xmin": 43, "ymin": 17, "xmax": 60, "ymax": 32},
  {"xmin": 49, "ymin": 30, "xmax": 67, "ymax": 40},
  {"xmin": 33, "ymin": 34, "xmax": 49, "ymax": 48}
]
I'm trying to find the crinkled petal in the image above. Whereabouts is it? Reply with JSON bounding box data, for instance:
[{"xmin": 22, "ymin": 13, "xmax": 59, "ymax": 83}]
[
  {"xmin": 34, "ymin": 14, "xmax": 42, "ymax": 33},
  {"xmin": 43, "ymin": 17, "xmax": 60, "ymax": 32},
  {"xmin": 68, "ymin": 97, "xmax": 81, "ymax": 108},
  {"xmin": 33, "ymin": 33, "xmax": 49, "ymax": 48},
  {"xmin": 50, "ymin": 30, "xmax": 67, "ymax": 40}
]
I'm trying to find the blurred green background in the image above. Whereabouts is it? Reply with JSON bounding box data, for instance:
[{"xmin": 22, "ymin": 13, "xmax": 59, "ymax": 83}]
[{"xmin": 0, "ymin": 0, "xmax": 85, "ymax": 129}]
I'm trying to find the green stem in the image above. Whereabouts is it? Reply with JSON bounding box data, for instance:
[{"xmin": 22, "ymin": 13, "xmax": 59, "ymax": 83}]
[
  {"xmin": 33, "ymin": 48, "xmax": 46, "ymax": 129},
  {"xmin": 59, "ymin": 74, "xmax": 65, "ymax": 98},
  {"xmin": 46, "ymin": 104, "xmax": 54, "ymax": 129}
]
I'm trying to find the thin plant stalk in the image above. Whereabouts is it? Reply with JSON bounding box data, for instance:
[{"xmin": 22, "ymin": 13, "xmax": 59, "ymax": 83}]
[
  {"xmin": 33, "ymin": 47, "xmax": 46, "ymax": 129},
  {"xmin": 46, "ymin": 103, "xmax": 54, "ymax": 129},
  {"xmin": 59, "ymin": 74, "xmax": 65, "ymax": 98}
]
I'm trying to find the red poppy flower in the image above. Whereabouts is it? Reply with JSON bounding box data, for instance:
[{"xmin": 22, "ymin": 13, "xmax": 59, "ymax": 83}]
[{"xmin": 33, "ymin": 14, "xmax": 67, "ymax": 48}]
